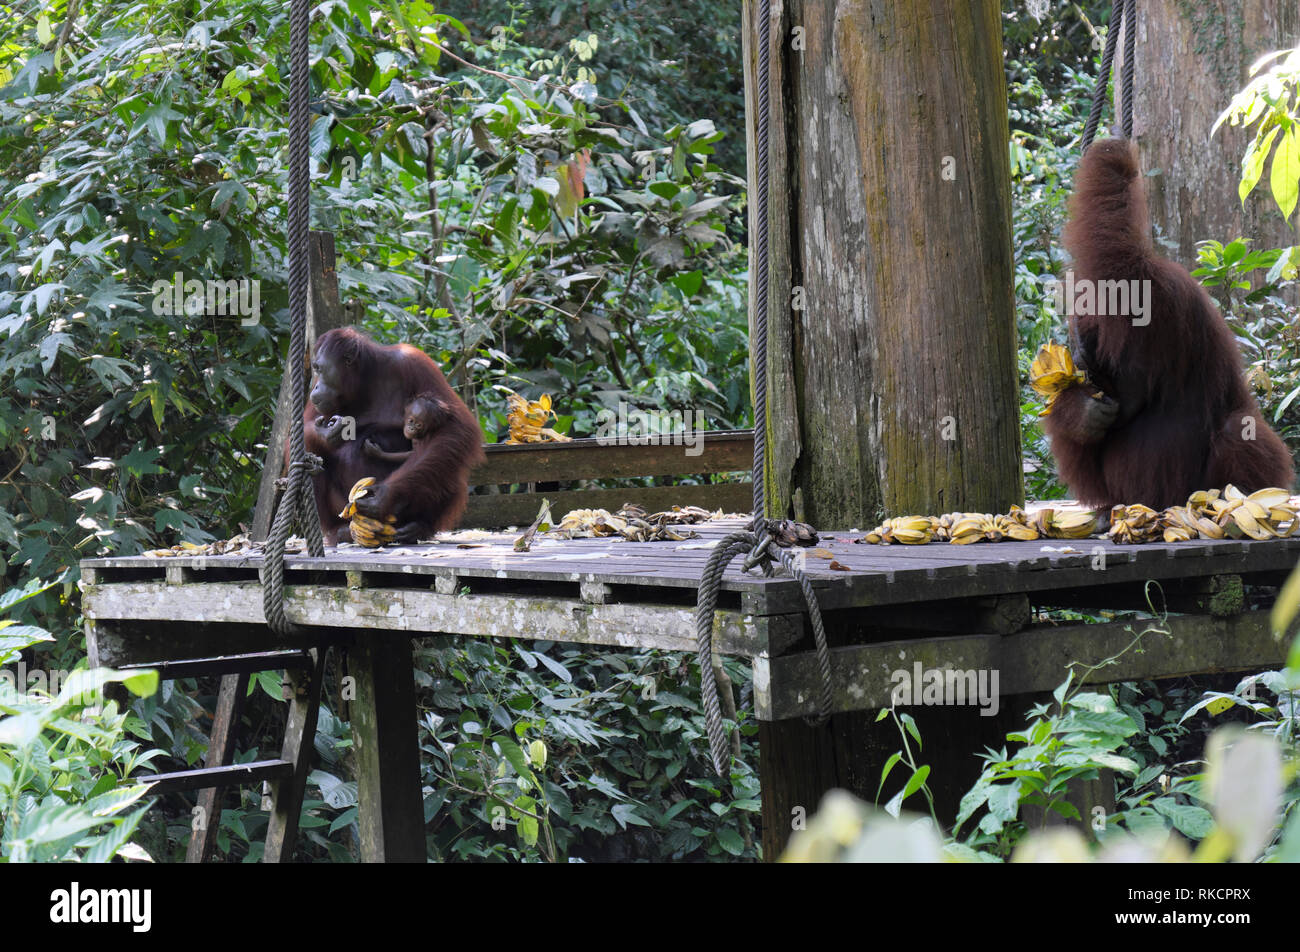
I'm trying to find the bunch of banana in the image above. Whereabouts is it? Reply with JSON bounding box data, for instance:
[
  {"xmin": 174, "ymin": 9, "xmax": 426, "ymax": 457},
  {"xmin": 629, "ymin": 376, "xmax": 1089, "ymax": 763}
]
[
  {"xmin": 339, "ymin": 477, "xmax": 398, "ymax": 548},
  {"xmin": 766, "ymin": 519, "xmax": 821, "ymax": 547},
  {"xmin": 503, "ymin": 389, "xmax": 572, "ymax": 444},
  {"xmin": 863, "ymin": 516, "xmax": 935, "ymax": 545},
  {"xmin": 1107, "ymin": 504, "xmax": 1162, "ymax": 544},
  {"xmin": 556, "ymin": 507, "xmax": 627, "ymax": 536},
  {"xmin": 1159, "ymin": 505, "xmax": 1216, "ymax": 542},
  {"xmin": 1185, "ymin": 485, "xmax": 1298, "ymax": 541},
  {"xmin": 1032, "ymin": 508, "xmax": 1104, "ymax": 539},
  {"xmin": 939, "ymin": 512, "xmax": 1040, "ymax": 544},
  {"xmin": 1029, "ymin": 342, "xmax": 1091, "ymax": 416}
]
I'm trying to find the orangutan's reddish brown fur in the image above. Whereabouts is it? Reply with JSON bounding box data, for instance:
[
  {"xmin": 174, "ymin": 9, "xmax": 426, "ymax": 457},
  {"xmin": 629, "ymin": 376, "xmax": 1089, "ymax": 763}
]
[{"xmin": 1042, "ymin": 139, "xmax": 1293, "ymax": 508}]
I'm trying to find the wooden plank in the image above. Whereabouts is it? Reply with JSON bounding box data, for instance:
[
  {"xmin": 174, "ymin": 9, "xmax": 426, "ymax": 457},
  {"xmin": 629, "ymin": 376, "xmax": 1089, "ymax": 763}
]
[
  {"xmin": 81, "ymin": 582, "xmax": 798, "ymax": 659},
  {"xmin": 756, "ymin": 609, "xmax": 1288, "ymax": 720},
  {"xmin": 265, "ymin": 647, "xmax": 327, "ymax": 862},
  {"xmin": 472, "ymin": 430, "xmax": 753, "ymax": 484},
  {"xmin": 79, "ymin": 535, "xmax": 1300, "ymax": 616},
  {"xmin": 122, "ymin": 650, "xmax": 310, "ymax": 680},
  {"xmin": 352, "ymin": 637, "xmax": 425, "ymax": 862},
  {"xmin": 141, "ymin": 759, "xmax": 291, "ymax": 795},
  {"xmin": 462, "ymin": 482, "xmax": 752, "ymax": 529},
  {"xmin": 187, "ymin": 671, "xmax": 249, "ymax": 863}
]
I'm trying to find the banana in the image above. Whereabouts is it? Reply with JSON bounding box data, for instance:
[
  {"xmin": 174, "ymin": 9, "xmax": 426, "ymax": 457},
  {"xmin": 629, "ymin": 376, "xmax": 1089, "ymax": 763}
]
[
  {"xmin": 1228, "ymin": 504, "xmax": 1274, "ymax": 540},
  {"xmin": 503, "ymin": 388, "xmax": 572, "ymax": 444},
  {"xmin": 1108, "ymin": 504, "xmax": 1162, "ymax": 544},
  {"xmin": 1030, "ymin": 342, "xmax": 1091, "ymax": 416}
]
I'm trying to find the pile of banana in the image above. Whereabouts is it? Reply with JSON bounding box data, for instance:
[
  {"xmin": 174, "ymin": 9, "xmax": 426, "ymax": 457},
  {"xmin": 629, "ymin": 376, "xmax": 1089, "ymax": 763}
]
[
  {"xmin": 1029, "ymin": 341, "xmax": 1095, "ymax": 415},
  {"xmin": 859, "ymin": 506, "xmax": 1099, "ymax": 545},
  {"xmin": 339, "ymin": 477, "xmax": 399, "ymax": 548},
  {"xmin": 856, "ymin": 486, "xmax": 1298, "ymax": 547},
  {"xmin": 143, "ymin": 533, "xmax": 276, "ymax": 558},
  {"xmin": 1115, "ymin": 486, "xmax": 1298, "ymax": 544},
  {"xmin": 503, "ymin": 389, "xmax": 572, "ymax": 444},
  {"xmin": 552, "ymin": 504, "xmax": 712, "ymax": 542}
]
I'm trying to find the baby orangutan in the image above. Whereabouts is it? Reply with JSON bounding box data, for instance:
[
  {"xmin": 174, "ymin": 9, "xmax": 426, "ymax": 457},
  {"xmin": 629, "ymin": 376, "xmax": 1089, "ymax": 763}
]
[{"xmin": 361, "ymin": 391, "xmax": 451, "ymax": 464}]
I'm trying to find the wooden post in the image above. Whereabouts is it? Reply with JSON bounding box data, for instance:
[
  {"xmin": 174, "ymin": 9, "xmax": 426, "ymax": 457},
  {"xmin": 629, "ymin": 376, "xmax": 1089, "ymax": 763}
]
[
  {"xmin": 350, "ymin": 636, "xmax": 426, "ymax": 862},
  {"xmin": 251, "ymin": 230, "xmax": 346, "ymax": 540},
  {"xmin": 747, "ymin": 0, "xmax": 1020, "ymax": 524},
  {"xmin": 743, "ymin": 0, "xmax": 1022, "ymax": 857},
  {"xmin": 191, "ymin": 231, "xmax": 346, "ymax": 863}
]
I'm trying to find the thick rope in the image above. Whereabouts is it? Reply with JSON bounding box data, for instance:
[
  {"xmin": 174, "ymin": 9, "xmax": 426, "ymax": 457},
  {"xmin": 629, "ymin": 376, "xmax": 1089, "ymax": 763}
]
[
  {"xmin": 1121, "ymin": 0, "xmax": 1136, "ymax": 139},
  {"xmin": 695, "ymin": 525, "xmax": 833, "ymax": 776},
  {"xmin": 263, "ymin": 0, "xmax": 325, "ymax": 635},
  {"xmin": 750, "ymin": 0, "xmax": 771, "ymax": 522},
  {"xmin": 694, "ymin": 3, "xmax": 836, "ymax": 778},
  {"xmin": 1081, "ymin": 0, "xmax": 1122, "ymax": 151}
]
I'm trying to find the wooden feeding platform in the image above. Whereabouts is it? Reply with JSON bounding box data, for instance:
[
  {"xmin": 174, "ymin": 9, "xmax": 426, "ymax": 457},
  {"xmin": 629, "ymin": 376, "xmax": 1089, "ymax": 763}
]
[{"xmin": 80, "ymin": 518, "xmax": 1297, "ymax": 859}]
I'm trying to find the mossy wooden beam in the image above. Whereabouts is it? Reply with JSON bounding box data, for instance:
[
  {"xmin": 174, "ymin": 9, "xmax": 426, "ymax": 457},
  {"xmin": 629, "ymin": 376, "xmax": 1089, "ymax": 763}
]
[
  {"xmin": 82, "ymin": 581, "xmax": 801, "ymax": 665},
  {"xmin": 755, "ymin": 609, "xmax": 1285, "ymax": 720}
]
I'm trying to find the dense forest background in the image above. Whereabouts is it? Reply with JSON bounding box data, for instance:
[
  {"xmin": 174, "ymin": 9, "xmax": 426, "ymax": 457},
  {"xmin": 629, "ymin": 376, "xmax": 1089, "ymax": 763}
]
[{"xmin": 1, "ymin": 0, "xmax": 1296, "ymax": 862}]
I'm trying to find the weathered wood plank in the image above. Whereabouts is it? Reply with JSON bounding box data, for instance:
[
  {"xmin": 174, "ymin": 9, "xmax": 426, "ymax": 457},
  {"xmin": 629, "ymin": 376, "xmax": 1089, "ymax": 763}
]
[
  {"xmin": 79, "ymin": 534, "xmax": 1300, "ymax": 617},
  {"xmin": 352, "ymin": 637, "xmax": 426, "ymax": 862},
  {"xmin": 265, "ymin": 648, "xmax": 327, "ymax": 863},
  {"xmin": 187, "ymin": 671, "xmax": 250, "ymax": 863},
  {"xmin": 81, "ymin": 582, "xmax": 798, "ymax": 659},
  {"xmin": 756, "ymin": 609, "xmax": 1288, "ymax": 719},
  {"xmin": 472, "ymin": 430, "xmax": 753, "ymax": 484},
  {"xmin": 142, "ymin": 759, "xmax": 291, "ymax": 794}
]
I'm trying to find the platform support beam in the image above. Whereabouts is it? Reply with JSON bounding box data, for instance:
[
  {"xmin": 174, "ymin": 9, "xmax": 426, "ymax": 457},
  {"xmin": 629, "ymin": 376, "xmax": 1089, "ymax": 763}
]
[{"xmin": 351, "ymin": 636, "xmax": 426, "ymax": 863}]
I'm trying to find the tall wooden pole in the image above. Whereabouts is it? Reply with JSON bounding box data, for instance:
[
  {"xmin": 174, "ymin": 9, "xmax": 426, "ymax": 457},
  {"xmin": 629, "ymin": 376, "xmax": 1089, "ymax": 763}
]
[
  {"xmin": 747, "ymin": 0, "xmax": 1021, "ymax": 527},
  {"xmin": 744, "ymin": 0, "xmax": 1022, "ymax": 857}
]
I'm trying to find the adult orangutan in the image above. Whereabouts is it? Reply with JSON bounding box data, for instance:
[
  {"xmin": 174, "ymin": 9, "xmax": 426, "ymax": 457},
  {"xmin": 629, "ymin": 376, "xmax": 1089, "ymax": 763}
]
[
  {"xmin": 1042, "ymin": 138, "xmax": 1294, "ymax": 509},
  {"xmin": 300, "ymin": 327, "xmax": 484, "ymax": 543}
]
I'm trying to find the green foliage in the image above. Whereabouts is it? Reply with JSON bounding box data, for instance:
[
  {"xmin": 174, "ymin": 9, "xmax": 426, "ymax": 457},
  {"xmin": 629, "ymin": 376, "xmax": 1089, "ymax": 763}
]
[
  {"xmin": 1214, "ymin": 47, "xmax": 1300, "ymax": 224},
  {"xmin": 1192, "ymin": 242, "xmax": 1300, "ymax": 456},
  {"xmin": 418, "ymin": 637, "xmax": 760, "ymax": 861},
  {"xmin": 0, "ymin": 1, "xmax": 750, "ymax": 608},
  {"xmin": 439, "ymin": 0, "xmax": 746, "ymax": 178},
  {"xmin": 954, "ymin": 677, "xmax": 1141, "ymax": 857},
  {"xmin": 0, "ymin": 578, "xmax": 163, "ymax": 862}
]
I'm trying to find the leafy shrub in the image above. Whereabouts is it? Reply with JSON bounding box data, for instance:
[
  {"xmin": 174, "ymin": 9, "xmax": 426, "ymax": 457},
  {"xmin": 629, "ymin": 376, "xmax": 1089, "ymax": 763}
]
[{"xmin": 0, "ymin": 578, "xmax": 163, "ymax": 862}]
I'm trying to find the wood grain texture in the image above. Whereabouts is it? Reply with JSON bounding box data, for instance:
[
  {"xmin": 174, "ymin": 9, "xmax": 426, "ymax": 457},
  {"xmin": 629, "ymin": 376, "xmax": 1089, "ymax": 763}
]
[
  {"xmin": 1130, "ymin": 1, "xmax": 1300, "ymax": 270},
  {"xmin": 746, "ymin": 0, "xmax": 1021, "ymax": 526}
]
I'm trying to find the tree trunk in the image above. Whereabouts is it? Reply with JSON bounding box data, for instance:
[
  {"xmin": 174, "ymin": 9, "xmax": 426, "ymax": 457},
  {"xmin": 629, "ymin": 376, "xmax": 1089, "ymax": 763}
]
[
  {"xmin": 747, "ymin": 0, "xmax": 1021, "ymax": 529},
  {"xmin": 1123, "ymin": 1, "xmax": 1299, "ymax": 265},
  {"xmin": 744, "ymin": 0, "xmax": 1022, "ymax": 861}
]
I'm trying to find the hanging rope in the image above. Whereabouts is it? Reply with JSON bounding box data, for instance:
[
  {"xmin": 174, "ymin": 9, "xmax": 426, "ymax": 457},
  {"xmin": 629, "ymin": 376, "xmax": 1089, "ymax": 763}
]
[
  {"xmin": 693, "ymin": 1, "xmax": 833, "ymax": 778},
  {"xmin": 1121, "ymin": 0, "xmax": 1136, "ymax": 138},
  {"xmin": 263, "ymin": 0, "xmax": 325, "ymax": 635},
  {"xmin": 1082, "ymin": 0, "xmax": 1137, "ymax": 150}
]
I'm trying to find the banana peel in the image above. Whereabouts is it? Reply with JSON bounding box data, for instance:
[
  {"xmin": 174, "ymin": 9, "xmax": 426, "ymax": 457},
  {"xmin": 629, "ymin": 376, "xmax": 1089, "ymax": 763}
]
[{"xmin": 1029, "ymin": 342, "xmax": 1093, "ymax": 416}]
